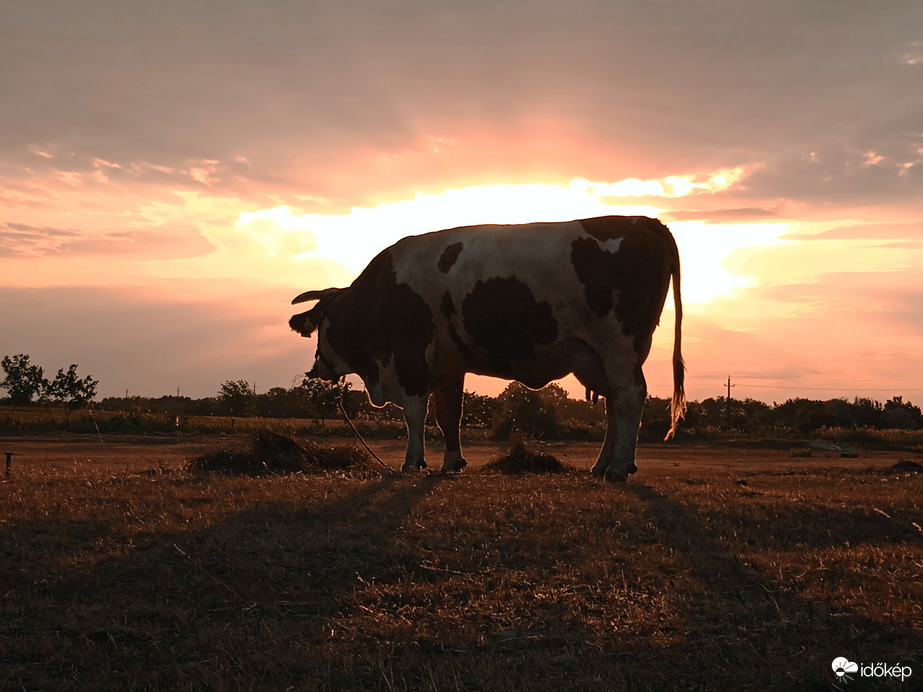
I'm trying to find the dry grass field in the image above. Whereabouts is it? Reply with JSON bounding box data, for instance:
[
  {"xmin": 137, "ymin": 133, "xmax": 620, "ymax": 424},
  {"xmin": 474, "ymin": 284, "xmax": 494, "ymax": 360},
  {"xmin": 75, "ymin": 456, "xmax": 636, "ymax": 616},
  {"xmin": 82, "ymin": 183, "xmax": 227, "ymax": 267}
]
[{"xmin": 1, "ymin": 432, "xmax": 921, "ymax": 691}]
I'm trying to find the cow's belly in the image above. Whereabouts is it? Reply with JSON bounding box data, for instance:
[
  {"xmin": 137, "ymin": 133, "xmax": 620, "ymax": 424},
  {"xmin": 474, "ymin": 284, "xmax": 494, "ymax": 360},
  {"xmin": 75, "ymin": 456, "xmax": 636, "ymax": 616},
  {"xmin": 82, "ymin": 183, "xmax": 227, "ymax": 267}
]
[{"xmin": 454, "ymin": 336, "xmax": 613, "ymax": 395}]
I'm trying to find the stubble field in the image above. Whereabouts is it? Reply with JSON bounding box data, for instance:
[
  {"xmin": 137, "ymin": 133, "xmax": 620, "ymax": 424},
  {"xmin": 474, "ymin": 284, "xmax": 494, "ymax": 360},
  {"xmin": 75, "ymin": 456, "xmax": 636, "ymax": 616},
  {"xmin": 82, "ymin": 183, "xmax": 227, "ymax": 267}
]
[{"xmin": 1, "ymin": 432, "xmax": 921, "ymax": 690}]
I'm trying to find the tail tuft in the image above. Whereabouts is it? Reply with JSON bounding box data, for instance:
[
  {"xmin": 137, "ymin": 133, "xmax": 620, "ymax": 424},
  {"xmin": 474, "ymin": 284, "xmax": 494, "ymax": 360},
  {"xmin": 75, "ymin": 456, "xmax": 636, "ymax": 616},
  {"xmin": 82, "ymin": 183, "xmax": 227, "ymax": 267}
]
[
  {"xmin": 665, "ymin": 356, "xmax": 686, "ymax": 440},
  {"xmin": 663, "ymin": 229, "xmax": 686, "ymax": 441}
]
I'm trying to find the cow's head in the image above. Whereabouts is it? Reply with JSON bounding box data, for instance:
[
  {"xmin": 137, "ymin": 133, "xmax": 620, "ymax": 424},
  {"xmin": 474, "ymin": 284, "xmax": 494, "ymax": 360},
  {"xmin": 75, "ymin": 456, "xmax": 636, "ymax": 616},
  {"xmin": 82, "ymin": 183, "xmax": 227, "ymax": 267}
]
[{"xmin": 289, "ymin": 287, "xmax": 349, "ymax": 382}]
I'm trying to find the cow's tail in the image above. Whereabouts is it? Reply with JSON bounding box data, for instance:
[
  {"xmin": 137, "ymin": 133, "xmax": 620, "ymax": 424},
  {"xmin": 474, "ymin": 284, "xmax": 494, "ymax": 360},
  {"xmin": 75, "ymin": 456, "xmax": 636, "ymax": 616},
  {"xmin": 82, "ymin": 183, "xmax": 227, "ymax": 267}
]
[{"xmin": 665, "ymin": 233, "xmax": 686, "ymax": 441}]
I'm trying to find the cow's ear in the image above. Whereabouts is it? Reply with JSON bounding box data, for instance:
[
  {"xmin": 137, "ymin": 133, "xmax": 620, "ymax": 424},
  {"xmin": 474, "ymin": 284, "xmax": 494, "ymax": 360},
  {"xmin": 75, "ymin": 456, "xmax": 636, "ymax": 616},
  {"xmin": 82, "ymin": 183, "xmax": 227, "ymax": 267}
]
[
  {"xmin": 290, "ymin": 287, "xmax": 342, "ymax": 337},
  {"xmin": 291, "ymin": 287, "xmax": 342, "ymax": 305},
  {"xmin": 289, "ymin": 304, "xmax": 323, "ymax": 337}
]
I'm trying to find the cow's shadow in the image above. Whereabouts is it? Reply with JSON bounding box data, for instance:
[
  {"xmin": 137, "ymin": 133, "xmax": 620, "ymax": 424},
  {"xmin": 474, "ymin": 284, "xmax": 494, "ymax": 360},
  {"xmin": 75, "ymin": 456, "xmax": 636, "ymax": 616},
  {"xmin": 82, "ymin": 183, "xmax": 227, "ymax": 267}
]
[
  {"xmin": 4, "ymin": 469, "xmax": 922, "ymax": 691},
  {"xmin": 620, "ymin": 481, "xmax": 923, "ymax": 689},
  {"xmin": 3, "ymin": 472, "xmax": 452, "ymax": 689}
]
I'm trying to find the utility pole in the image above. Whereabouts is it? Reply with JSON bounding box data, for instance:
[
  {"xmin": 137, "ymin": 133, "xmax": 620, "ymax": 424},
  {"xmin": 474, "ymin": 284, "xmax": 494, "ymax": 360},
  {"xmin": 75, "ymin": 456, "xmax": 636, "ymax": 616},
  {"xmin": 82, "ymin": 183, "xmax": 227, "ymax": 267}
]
[{"xmin": 725, "ymin": 376, "xmax": 735, "ymax": 431}]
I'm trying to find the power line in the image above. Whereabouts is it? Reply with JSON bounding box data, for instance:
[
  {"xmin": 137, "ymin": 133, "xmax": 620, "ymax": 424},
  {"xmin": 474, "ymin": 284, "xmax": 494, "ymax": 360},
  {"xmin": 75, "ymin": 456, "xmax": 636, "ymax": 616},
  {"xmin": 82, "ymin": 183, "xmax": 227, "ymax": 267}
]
[
  {"xmin": 659, "ymin": 377, "xmax": 923, "ymax": 393},
  {"xmin": 729, "ymin": 382, "xmax": 923, "ymax": 393}
]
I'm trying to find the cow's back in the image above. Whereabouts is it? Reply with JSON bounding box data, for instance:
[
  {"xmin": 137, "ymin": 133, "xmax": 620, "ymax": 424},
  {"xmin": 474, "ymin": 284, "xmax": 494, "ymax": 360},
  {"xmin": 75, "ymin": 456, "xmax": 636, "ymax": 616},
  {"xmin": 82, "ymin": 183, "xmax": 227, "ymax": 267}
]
[{"xmin": 389, "ymin": 216, "xmax": 676, "ymax": 350}]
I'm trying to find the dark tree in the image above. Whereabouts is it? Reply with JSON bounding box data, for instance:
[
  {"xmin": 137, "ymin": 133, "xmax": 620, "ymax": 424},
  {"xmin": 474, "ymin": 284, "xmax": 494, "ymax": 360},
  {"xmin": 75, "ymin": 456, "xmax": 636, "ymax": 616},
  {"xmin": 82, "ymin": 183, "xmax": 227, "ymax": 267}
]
[
  {"xmin": 218, "ymin": 380, "xmax": 258, "ymax": 416},
  {"xmin": 882, "ymin": 396, "xmax": 923, "ymax": 430},
  {"xmin": 490, "ymin": 382, "xmax": 558, "ymax": 440},
  {"xmin": 300, "ymin": 377, "xmax": 353, "ymax": 422},
  {"xmin": 1, "ymin": 354, "xmax": 48, "ymax": 404},
  {"xmin": 461, "ymin": 391, "xmax": 494, "ymax": 428},
  {"xmin": 48, "ymin": 364, "xmax": 99, "ymax": 408}
]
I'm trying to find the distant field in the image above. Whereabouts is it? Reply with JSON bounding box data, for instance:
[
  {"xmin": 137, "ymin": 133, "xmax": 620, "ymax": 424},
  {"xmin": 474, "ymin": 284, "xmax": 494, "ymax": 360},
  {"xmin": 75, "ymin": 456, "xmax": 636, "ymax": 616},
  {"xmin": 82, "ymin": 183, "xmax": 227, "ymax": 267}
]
[{"xmin": 1, "ymin": 433, "xmax": 921, "ymax": 690}]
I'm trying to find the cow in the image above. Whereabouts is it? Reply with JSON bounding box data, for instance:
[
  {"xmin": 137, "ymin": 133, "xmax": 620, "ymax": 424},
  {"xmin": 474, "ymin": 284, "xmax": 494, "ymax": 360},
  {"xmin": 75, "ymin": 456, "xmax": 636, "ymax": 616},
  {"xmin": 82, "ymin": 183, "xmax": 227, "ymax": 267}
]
[{"xmin": 289, "ymin": 215, "xmax": 685, "ymax": 481}]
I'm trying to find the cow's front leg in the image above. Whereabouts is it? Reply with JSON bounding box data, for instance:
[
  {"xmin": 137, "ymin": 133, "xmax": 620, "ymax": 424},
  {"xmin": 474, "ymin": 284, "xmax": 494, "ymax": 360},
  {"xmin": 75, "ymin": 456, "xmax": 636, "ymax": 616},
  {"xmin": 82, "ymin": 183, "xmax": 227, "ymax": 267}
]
[
  {"xmin": 401, "ymin": 395, "xmax": 429, "ymax": 472},
  {"xmin": 433, "ymin": 376, "xmax": 467, "ymax": 472}
]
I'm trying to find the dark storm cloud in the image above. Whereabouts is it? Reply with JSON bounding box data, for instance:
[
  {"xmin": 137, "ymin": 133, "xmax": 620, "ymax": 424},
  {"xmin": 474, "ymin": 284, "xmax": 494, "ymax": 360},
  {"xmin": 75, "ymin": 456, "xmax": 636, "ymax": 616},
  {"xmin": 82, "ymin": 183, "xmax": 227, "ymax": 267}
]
[{"xmin": 3, "ymin": 0, "xmax": 922, "ymax": 205}]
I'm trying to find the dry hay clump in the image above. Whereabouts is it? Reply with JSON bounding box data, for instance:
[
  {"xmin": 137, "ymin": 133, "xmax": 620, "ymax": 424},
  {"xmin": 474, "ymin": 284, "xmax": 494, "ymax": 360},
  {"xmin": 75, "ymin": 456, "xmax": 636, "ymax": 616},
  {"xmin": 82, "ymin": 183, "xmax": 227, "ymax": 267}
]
[
  {"xmin": 883, "ymin": 459, "xmax": 923, "ymax": 474},
  {"xmin": 484, "ymin": 441, "xmax": 569, "ymax": 475},
  {"xmin": 186, "ymin": 429, "xmax": 377, "ymax": 476}
]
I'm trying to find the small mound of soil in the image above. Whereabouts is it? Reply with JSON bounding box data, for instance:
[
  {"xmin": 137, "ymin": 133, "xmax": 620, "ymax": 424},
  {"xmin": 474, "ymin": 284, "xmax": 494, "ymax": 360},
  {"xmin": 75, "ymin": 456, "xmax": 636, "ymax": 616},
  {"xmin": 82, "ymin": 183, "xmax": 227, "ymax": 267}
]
[
  {"xmin": 187, "ymin": 429, "xmax": 375, "ymax": 476},
  {"xmin": 890, "ymin": 459, "xmax": 923, "ymax": 473},
  {"xmin": 866, "ymin": 459, "xmax": 923, "ymax": 476},
  {"xmin": 484, "ymin": 441, "xmax": 567, "ymax": 475}
]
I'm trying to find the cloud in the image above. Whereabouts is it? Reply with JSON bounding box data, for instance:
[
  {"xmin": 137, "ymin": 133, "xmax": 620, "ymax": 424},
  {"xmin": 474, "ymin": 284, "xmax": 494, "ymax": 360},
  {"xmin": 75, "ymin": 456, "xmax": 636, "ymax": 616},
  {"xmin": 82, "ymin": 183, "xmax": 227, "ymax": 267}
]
[
  {"xmin": 681, "ymin": 273, "xmax": 923, "ymax": 403},
  {"xmin": 664, "ymin": 208, "xmax": 780, "ymax": 223},
  {"xmin": 784, "ymin": 220, "xmax": 923, "ymax": 242},
  {"xmin": 2, "ymin": 0, "xmax": 922, "ymax": 406},
  {"xmin": 0, "ymin": 221, "xmax": 216, "ymax": 260},
  {"xmin": 3, "ymin": 1, "xmax": 921, "ymax": 208},
  {"xmin": 737, "ymin": 141, "xmax": 923, "ymax": 206},
  {"xmin": 894, "ymin": 38, "xmax": 923, "ymax": 65}
]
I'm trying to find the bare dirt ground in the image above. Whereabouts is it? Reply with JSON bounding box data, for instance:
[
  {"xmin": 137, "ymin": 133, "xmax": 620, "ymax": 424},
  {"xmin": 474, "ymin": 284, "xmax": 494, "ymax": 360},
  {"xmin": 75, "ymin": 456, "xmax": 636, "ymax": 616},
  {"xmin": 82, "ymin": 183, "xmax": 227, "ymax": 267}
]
[
  {"xmin": 1, "ymin": 431, "xmax": 913, "ymax": 475},
  {"xmin": 2, "ymin": 433, "xmax": 922, "ymax": 690}
]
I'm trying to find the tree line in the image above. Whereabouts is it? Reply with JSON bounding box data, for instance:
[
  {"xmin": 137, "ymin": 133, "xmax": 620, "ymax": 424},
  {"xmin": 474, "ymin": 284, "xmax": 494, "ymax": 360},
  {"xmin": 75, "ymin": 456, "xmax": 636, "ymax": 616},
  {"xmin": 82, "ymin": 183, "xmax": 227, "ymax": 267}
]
[
  {"xmin": 96, "ymin": 380, "xmax": 923, "ymax": 440},
  {"xmin": 3, "ymin": 353, "xmax": 921, "ymax": 438},
  {"xmin": 0, "ymin": 354, "xmax": 98, "ymax": 408}
]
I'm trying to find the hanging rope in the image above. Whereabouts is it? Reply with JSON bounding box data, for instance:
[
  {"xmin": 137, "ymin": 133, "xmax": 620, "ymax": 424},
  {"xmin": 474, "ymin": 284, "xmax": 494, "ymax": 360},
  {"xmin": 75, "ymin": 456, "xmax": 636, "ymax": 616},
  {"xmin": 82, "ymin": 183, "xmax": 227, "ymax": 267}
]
[{"xmin": 337, "ymin": 397, "xmax": 396, "ymax": 475}]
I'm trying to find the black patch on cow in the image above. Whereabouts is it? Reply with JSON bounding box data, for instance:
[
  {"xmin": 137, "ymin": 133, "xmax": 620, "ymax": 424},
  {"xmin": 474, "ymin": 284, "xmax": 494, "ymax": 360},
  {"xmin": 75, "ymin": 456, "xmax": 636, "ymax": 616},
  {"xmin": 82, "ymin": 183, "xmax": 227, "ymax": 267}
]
[
  {"xmin": 440, "ymin": 291, "xmax": 455, "ymax": 318},
  {"xmin": 438, "ymin": 242, "xmax": 464, "ymax": 273},
  {"xmin": 580, "ymin": 215, "xmax": 629, "ymax": 242},
  {"xmin": 461, "ymin": 277, "xmax": 558, "ymax": 373},
  {"xmin": 570, "ymin": 227, "xmax": 671, "ymax": 352},
  {"xmin": 440, "ymin": 291, "xmax": 474, "ymax": 357},
  {"xmin": 571, "ymin": 237, "xmax": 616, "ymax": 316},
  {"xmin": 324, "ymin": 250, "xmax": 435, "ymax": 397}
]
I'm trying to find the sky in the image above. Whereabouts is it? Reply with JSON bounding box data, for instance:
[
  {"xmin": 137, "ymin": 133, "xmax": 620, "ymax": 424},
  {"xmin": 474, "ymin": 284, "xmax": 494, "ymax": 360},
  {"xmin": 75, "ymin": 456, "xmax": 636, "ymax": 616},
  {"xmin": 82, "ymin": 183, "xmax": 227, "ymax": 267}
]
[{"xmin": 2, "ymin": 0, "xmax": 922, "ymax": 405}]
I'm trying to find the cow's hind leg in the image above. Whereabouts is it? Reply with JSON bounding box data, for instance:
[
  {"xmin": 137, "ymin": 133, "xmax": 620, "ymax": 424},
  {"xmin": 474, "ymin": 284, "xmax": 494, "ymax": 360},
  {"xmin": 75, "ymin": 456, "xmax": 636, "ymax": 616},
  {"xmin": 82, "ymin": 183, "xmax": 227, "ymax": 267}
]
[
  {"xmin": 591, "ymin": 365, "xmax": 647, "ymax": 482},
  {"xmin": 401, "ymin": 395, "xmax": 429, "ymax": 472},
  {"xmin": 433, "ymin": 376, "xmax": 467, "ymax": 472}
]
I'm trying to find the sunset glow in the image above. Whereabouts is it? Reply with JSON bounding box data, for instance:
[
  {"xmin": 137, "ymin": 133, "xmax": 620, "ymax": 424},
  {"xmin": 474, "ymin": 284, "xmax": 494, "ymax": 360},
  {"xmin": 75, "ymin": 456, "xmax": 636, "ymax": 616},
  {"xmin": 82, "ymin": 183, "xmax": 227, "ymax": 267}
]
[
  {"xmin": 2, "ymin": 1, "xmax": 922, "ymax": 404},
  {"xmin": 237, "ymin": 174, "xmax": 782, "ymax": 305}
]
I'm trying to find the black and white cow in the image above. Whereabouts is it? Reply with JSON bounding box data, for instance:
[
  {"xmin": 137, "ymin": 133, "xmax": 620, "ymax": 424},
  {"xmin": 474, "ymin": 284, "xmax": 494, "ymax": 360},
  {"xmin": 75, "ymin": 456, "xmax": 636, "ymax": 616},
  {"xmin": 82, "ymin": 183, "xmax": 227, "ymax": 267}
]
[{"xmin": 290, "ymin": 215, "xmax": 685, "ymax": 481}]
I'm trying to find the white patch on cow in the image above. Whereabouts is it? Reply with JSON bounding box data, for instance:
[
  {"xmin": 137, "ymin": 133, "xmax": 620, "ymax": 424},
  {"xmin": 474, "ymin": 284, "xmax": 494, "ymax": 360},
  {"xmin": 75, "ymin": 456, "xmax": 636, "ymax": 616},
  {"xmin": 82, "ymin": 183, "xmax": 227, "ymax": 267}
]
[
  {"xmin": 367, "ymin": 358, "xmax": 402, "ymax": 408},
  {"xmin": 392, "ymin": 220, "xmax": 586, "ymax": 287},
  {"xmin": 598, "ymin": 237, "xmax": 623, "ymax": 254}
]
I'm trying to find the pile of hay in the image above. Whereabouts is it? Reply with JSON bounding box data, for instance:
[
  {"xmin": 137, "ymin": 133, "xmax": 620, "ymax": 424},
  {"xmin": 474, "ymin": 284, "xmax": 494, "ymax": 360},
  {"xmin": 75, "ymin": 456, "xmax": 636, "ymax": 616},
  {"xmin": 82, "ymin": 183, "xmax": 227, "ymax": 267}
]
[
  {"xmin": 484, "ymin": 441, "xmax": 568, "ymax": 475},
  {"xmin": 888, "ymin": 459, "xmax": 923, "ymax": 473},
  {"xmin": 186, "ymin": 429, "xmax": 376, "ymax": 476}
]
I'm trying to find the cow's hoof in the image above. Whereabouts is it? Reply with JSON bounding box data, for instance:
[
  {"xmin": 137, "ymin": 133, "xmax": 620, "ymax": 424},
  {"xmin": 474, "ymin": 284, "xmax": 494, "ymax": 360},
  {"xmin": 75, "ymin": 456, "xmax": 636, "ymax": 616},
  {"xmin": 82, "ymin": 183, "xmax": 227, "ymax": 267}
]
[
  {"xmin": 605, "ymin": 466, "xmax": 629, "ymax": 483},
  {"xmin": 401, "ymin": 459, "xmax": 427, "ymax": 473},
  {"xmin": 440, "ymin": 457, "xmax": 468, "ymax": 473},
  {"xmin": 590, "ymin": 462, "xmax": 607, "ymax": 478}
]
